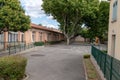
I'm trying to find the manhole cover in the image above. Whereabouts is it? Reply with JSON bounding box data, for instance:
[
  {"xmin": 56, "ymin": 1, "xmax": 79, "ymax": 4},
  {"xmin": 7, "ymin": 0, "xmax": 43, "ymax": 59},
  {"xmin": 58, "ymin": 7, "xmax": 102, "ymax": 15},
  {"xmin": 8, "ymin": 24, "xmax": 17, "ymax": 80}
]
[{"xmin": 31, "ymin": 54, "xmax": 45, "ymax": 57}]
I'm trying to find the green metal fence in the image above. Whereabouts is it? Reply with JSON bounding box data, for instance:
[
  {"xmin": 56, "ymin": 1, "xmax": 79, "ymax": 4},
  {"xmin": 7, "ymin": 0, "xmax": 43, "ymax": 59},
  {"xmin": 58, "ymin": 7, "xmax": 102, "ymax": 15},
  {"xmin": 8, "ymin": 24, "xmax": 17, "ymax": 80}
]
[{"xmin": 91, "ymin": 46, "xmax": 120, "ymax": 80}]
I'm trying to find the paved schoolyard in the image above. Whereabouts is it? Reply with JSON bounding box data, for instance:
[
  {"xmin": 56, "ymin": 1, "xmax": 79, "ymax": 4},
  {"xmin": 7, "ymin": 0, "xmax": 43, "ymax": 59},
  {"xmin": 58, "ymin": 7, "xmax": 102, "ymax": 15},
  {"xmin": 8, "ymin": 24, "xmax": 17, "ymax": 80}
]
[{"xmin": 23, "ymin": 44, "xmax": 91, "ymax": 80}]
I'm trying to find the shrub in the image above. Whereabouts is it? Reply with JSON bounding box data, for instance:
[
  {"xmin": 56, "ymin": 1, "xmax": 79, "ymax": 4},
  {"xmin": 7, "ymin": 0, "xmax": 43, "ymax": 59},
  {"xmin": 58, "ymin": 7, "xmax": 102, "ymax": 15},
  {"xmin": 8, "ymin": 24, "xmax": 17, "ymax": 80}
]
[
  {"xmin": 102, "ymin": 50, "xmax": 107, "ymax": 53},
  {"xmin": 34, "ymin": 42, "xmax": 44, "ymax": 46},
  {"xmin": 47, "ymin": 40, "xmax": 63, "ymax": 44},
  {"xmin": 83, "ymin": 54, "xmax": 91, "ymax": 59},
  {"xmin": 0, "ymin": 55, "xmax": 27, "ymax": 80}
]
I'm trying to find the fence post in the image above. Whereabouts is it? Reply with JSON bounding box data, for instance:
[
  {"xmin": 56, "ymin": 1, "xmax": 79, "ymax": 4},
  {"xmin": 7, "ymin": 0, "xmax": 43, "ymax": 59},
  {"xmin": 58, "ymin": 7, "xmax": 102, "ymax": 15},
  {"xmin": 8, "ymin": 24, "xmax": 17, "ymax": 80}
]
[
  {"xmin": 110, "ymin": 57, "xmax": 113, "ymax": 80},
  {"xmin": 104, "ymin": 54, "xmax": 107, "ymax": 76},
  {"xmin": 15, "ymin": 45, "xmax": 16, "ymax": 53},
  {"xmin": 9, "ymin": 46, "xmax": 10, "ymax": 55},
  {"xmin": 20, "ymin": 44, "xmax": 21, "ymax": 52},
  {"xmin": 91, "ymin": 46, "xmax": 93, "ymax": 55},
  {"xmin": 100, "ymin": 52, "xmax": 102, "ymax": 68},
  {"xmin": 23, "ymin": 44, "xmax": 26, "ymax": 50}
]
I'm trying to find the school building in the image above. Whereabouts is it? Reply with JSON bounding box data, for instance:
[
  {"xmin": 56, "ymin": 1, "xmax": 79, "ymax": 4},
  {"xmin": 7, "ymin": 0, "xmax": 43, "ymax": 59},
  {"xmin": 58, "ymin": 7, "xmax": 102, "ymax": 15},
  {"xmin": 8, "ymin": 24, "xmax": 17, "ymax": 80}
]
[
  {"xmin": 108, "ymin": 0, "xmax": 120, "ymax": 60},
  {"xmin": 0, "ymin": 23, "xmax": 64, "ymax": 50}
]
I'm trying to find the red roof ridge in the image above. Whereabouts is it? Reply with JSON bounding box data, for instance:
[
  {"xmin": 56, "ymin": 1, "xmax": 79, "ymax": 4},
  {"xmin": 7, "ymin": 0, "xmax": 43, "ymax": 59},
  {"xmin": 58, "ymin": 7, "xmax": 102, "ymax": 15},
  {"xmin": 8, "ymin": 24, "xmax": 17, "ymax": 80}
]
[{"xmin": 30, "ymin": 23, "xmax": 62, "ymax": 33}]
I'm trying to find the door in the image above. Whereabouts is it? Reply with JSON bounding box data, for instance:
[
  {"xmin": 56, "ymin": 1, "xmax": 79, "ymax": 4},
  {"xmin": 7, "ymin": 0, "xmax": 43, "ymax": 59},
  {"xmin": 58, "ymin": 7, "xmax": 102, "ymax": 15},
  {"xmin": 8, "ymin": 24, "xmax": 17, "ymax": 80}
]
[{"xmin": 111, "ymin": 35, "xmax": 116, "ymax": 57}]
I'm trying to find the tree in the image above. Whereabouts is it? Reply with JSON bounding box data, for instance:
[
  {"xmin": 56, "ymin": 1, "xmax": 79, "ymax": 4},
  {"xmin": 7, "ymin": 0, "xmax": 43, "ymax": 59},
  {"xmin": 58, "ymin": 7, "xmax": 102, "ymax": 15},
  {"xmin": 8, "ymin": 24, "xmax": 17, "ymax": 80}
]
[
  {"xmin": 42, "ymin": 0, "xmax": 92, "ymax": 45},
  {"xmin": 97, "ymin": 1, "xmax": 110, "ymax": 42},
  {"xmin": 0, "ymin": 0, "xmax": 30, "ymax": 33},
  {"xmin": 83, "ymin": 1, "xmax": 110, "ymax": 42},
  {"xmin": 38, "ymin": 24, "xmax": 42, "ymax": 26},
  {"xmin": 79, "ymin": 28, "xmax": 89, "ymax": 42}
]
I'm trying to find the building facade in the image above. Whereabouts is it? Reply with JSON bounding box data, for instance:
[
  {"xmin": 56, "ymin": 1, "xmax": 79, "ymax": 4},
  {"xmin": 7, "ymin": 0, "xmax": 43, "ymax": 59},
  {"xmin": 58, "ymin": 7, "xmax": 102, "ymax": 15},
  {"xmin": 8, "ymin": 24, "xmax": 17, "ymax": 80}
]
[
  {"xmin": 108, "ymin": 0, "xmax": 120, "ymax": 60},
  {"xmin": 0, "ymin": 23, "xmax": 64, "ymax": 50},
  {"xmin": 24, "ymin": 23, "xmax": 64, "ymax": 44}
]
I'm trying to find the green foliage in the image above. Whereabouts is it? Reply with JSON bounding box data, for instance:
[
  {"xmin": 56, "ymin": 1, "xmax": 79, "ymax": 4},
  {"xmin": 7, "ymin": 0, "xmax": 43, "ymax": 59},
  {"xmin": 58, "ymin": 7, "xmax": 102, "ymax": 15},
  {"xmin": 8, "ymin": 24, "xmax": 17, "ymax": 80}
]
[
  {"xmin": 79, "ymin": 28, "xmax": 89, "ymax": 39},
  {"xmin": 34, "ymin": 42, "xmax": 44, "ymax": 46},
  {"xmin": 0, "ymin": 55, "xmax": 27, "ymax": 80},
  {"xmin": 42, "ymin": 0, "xmax": 90, "ymax": 44},
  {"xmin": 47, "ymin": 40, "xmax": 63, "ymax": 45},
  {"xmin": 83, "ymin": 1, "xmax": 110, "ymax": 41},
  {"xmin": 0, "ymin": 0, "xmax": 30, "ymax": 33},
  {"xmin": 83, "ymin": 54, "xmax": 91, "ymax": 59},
  {"xmin": 38, "ymin": 24, "xmax": 42, "ymax": 26},
  {"xmin": 102, "ymin": 50, "xmax": 107, "ymax": 53},
  {"xmin": 42, "ymin": 0, "xmax": 109, "ymax": 44},
  {"xmin": 97, "ymin": 1, "xmax": 110, "ymax": 42}
]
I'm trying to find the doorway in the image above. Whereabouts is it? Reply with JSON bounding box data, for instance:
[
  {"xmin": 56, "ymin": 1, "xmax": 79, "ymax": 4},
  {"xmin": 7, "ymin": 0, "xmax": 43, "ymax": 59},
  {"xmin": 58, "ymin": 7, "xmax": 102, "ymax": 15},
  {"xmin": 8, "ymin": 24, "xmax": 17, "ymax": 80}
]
[{"xmin": 111, "ymin": 35, "xmax": 116, "ymax": 57}]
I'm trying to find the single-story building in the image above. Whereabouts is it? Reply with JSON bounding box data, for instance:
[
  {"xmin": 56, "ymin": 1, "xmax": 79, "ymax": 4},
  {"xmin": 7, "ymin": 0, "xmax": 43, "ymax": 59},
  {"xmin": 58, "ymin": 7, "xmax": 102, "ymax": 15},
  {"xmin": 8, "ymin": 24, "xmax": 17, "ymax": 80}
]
[{"xmin": 0, "ymin": 23, "xmax": 64, "ymax": 50}]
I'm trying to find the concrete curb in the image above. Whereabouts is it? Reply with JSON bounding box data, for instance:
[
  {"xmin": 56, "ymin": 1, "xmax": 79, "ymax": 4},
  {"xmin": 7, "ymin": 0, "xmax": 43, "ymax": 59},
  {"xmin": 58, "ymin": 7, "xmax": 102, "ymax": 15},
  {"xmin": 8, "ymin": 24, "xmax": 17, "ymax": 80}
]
[
  {"xmin": 82, "ymin": 57, "xmax": 88, "ymax": 80},
  {"xmin": 90, "ymin": 55, "xmax": 106, "ymax": 80}
]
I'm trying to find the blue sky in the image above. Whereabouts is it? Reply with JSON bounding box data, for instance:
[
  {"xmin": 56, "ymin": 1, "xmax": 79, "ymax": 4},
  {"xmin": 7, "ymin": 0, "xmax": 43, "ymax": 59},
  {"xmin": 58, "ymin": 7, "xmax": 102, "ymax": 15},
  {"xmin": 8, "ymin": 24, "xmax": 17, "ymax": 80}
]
[{"xmin": 20, "ymin": 0, "xmax": 59, "ymax": 29}]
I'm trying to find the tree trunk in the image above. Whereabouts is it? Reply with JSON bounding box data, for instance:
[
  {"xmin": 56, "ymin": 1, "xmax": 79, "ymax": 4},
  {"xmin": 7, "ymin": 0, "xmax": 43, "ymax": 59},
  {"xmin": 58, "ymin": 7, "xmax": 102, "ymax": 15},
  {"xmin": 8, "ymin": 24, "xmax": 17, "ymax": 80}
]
[
  {"xmin": 84, "ymin": 38, "xmax": 86, "ymax": 42},
  {"xmin": 67, "ymin": 38, "xmax": 70, "ymax": 45}
]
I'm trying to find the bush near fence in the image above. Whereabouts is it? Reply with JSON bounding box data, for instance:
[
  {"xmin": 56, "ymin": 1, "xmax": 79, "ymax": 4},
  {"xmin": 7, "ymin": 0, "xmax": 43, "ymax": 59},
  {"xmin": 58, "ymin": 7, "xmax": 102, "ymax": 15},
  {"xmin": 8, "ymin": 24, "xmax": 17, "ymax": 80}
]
[
  {"xmin": 34, "ymin": 40, "xmax": 64, "ymax": 46},
  {"xmin": 0, "ymin": 55, "xmax": 27, "ymax": 80},
  {"xmin": 34, "ymin": 42, "xmax": 44, "ymax": 46},
  {"xmin": 91, "ymin": 46, "xmax": 120, "ymax": 80},
  {"xmin": 47, "ymin": 40, "xmax": 63, "ymax": 44}
]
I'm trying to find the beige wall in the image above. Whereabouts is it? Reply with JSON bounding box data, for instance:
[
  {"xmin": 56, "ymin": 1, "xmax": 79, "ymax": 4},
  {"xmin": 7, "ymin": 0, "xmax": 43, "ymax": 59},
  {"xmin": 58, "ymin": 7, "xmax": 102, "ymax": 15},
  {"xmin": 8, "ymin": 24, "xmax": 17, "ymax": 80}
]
[
  {"xmin": 108, "ymin": 0, "xmax": 120, "ymax": 60},
  {"xmin": 1, "ymin": 27, "xmax": 64, "ymax": 50},
  {"xmin": 75, "ymin": 35, "xmax": 85, "ymax": 42},
  {"xmin": 24, "ymin": 28, "xmax": 64, "ymax": 43},
  {"xmin": 24, "ymin": 30, "xmax": 32, "ymax": 44}
]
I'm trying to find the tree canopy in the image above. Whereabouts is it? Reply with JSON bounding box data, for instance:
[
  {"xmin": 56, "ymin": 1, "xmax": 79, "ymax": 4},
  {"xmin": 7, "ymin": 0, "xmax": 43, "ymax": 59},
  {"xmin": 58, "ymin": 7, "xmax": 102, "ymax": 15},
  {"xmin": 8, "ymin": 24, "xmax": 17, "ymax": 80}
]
[
  {"xmin": 42, "ymin": 0, "xmax": 99, "ymax": 44},
  {"xmin": 0, "ymin": 0, "xmax": 31, "ymax": 33},
  {"xmin": 83, "ymin": 1, "xmax": 110, "ymax": 42}
]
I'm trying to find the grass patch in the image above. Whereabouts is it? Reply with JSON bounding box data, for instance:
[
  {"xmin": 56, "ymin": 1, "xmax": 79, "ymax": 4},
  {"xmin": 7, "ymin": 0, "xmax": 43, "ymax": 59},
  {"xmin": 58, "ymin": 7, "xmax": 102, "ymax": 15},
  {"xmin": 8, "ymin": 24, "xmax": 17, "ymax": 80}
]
[{"xmin": 84, "ymin": 55, "xmax": 101, "ymax": 80}]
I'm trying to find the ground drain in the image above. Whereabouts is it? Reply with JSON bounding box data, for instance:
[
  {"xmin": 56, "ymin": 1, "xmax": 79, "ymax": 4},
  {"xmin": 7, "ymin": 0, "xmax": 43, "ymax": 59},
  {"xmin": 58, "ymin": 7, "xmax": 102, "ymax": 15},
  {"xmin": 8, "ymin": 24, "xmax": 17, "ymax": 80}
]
[{"xmin": 31, "ymin": 54, "xmax": 45, "ymax": 57}]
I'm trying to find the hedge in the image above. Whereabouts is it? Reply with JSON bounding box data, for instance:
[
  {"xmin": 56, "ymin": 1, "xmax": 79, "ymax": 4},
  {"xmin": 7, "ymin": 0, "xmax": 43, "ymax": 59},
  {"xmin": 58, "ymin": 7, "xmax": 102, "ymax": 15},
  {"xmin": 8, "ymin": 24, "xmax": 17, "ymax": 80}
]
[
  {"xmin": 0, "ymin": 55, "xmax": 27, "ymax": 80},
  {"xmin": 34, "ymin": 40, "xmax": 64, "ymax": 46},
  {"xmin": 47, "ymin": 40, "xmax": 63, "ymax": 45},
  {"xmin": 83, "ymin": 54, "xmax": 91, "ymax": 59},
  {"xmin": 34, "ymin": 42, "xmax": 44, "ymax": 46}
]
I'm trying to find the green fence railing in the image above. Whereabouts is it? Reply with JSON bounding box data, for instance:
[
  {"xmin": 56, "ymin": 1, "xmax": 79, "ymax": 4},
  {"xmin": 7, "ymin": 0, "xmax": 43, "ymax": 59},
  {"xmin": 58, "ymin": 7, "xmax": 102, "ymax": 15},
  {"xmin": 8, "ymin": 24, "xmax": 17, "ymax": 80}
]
[
  {"xmin": 0, "ymin": 42, "xmax": 35, "ymax": 56},
  {"xmin": 91, "ymin": 46, "xmax": 120, "ymax": 80}
]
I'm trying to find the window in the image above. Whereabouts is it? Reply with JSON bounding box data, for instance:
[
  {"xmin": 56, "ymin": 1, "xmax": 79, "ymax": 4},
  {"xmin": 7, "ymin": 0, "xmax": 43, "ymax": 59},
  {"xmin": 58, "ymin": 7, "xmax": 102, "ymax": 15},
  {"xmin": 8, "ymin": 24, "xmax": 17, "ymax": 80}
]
[
  {"xmin": 21, "ymin": 33, "xmax": 24, "ymax": 42},
  {"xmin": 0, "ymin": 33, "xmax": 4, "ymax": 48},
  {"xmin": 111, "ymin": 35, "xmax": 116, "ymax": 57},
  {"xmin": 8, "ymin": 32, "xmax": 18, "ymax": 42},
  {"xmin": 39, "ymin": 32, "xmax": 42, "ymax": 41},
  {"xmin": 47, "ymin": 33, "xmax": 51, "ymax": 41},
  {"xmin": 0, "ymin": 33, "xmax": 4, "ymax": 42},
  {"xmin": 32, "ymin": 31, "xmax": 36, "ymax": 42},
  {"xmin": 112, "ymin": 0, "xmax": 118, "ymax": 21}
]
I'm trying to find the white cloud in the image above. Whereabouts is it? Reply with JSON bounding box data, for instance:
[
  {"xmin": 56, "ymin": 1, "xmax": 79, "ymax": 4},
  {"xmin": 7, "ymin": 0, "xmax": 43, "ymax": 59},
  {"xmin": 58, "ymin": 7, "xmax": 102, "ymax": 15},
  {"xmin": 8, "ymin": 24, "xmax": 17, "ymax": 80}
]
[
  {"xmin": 44, "ymin": 24, "xmax": 58, "ymax": 29},
  {"xmin": 20, "ymin": 0, "xmax": 44, "ymax": 18},
  {"xmin": 20, "ymin": 0, "xmax": 59, "ymax": 29},
  {"xmin": 41, "ymin": 20, "xmax": 58, "ymax": 29},
  {"xmin": 47, "ymin": 15, "xmax": 53, "ymax": 19}
]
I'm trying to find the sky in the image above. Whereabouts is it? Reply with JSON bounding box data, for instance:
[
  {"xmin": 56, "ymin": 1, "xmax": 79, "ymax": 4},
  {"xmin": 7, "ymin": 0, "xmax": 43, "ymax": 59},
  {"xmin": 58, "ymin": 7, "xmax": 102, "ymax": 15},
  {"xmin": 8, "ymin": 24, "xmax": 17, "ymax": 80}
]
[{"xmin": 20, "ymin": 0, "xmax": 59, "ymax": 29}]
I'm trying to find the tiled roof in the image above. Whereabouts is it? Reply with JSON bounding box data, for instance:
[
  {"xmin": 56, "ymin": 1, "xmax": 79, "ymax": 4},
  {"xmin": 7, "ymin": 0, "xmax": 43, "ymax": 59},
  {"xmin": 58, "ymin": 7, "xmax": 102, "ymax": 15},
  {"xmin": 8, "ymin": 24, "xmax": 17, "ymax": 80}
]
[{"xmin": 31, "ymin": 23, "xmax": 62, "ymax": 33}]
